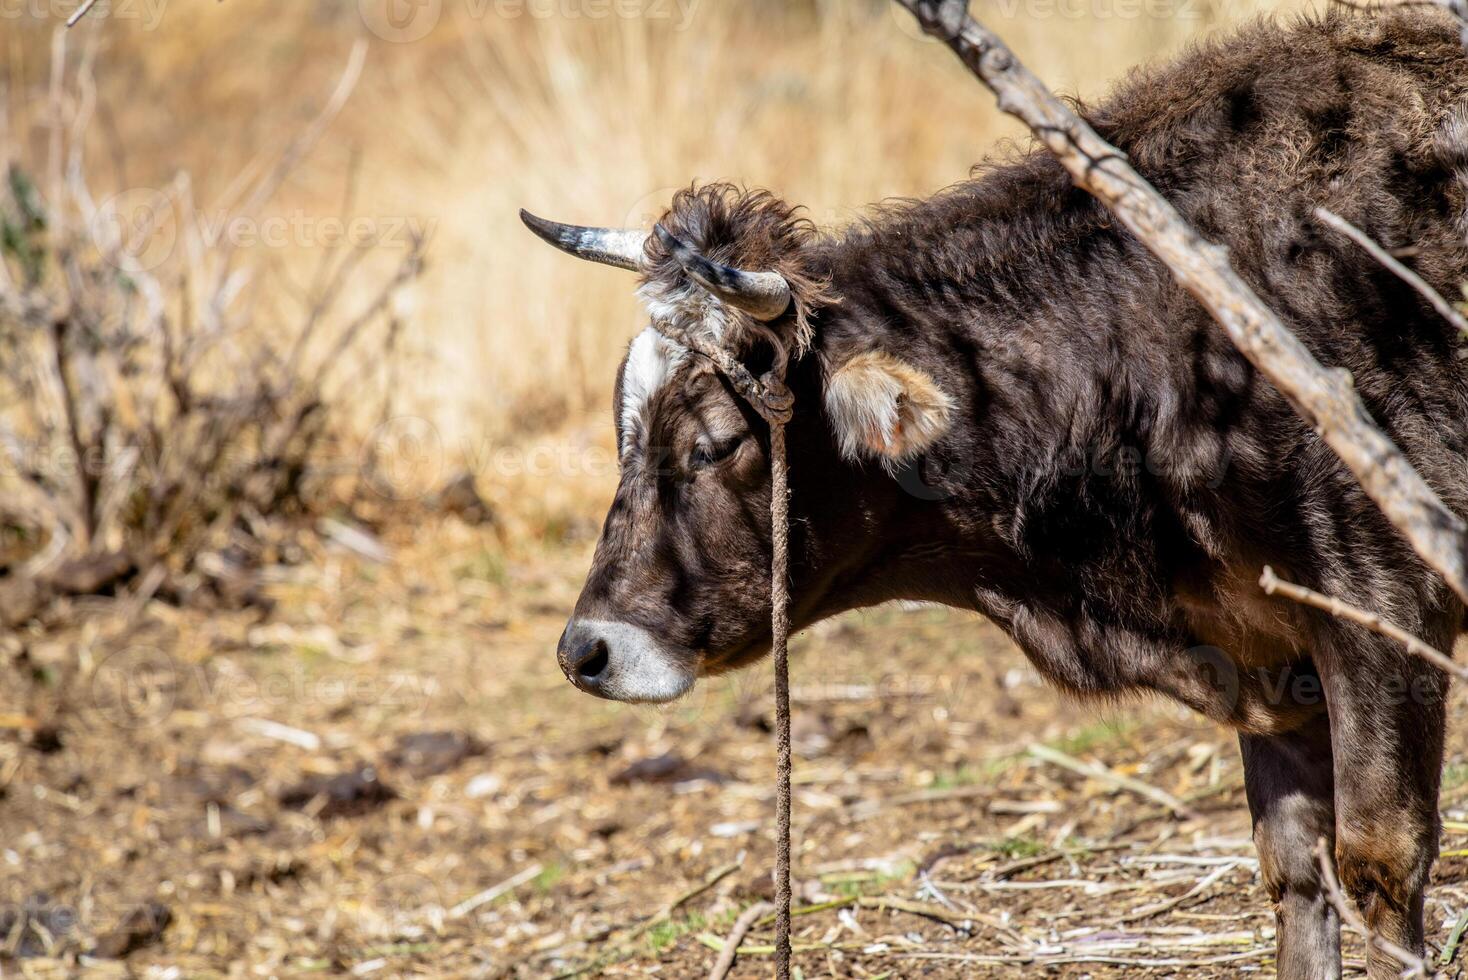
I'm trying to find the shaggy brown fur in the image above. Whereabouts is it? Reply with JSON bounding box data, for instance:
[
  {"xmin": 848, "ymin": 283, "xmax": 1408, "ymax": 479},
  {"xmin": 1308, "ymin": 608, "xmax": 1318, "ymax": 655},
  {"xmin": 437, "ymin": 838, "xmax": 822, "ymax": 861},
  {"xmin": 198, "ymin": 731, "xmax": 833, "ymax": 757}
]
[
  {"xmin": 561, "ymin": 10, "xmax": 1468, "ymax": 976},
  {"xmin": 639, "ymin": 186, "xmax": 832, "ymax": 361}
]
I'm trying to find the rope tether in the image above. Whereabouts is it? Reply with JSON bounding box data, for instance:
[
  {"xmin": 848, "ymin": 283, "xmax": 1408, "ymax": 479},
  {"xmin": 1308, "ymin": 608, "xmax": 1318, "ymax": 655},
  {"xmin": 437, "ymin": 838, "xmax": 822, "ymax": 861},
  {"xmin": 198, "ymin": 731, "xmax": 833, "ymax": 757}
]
[{"xmin": 652, "ymin": 320, "xmax": 795, "ymax": 979}]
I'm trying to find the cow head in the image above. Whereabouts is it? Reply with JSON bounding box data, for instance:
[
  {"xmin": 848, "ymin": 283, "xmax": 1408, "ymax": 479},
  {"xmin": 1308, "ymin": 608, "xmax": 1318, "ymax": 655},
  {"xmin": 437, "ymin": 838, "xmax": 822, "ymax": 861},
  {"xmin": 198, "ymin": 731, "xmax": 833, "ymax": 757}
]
[{"xmin": 522, "ymin": 185, "xmax": 954, "ymax": 703}]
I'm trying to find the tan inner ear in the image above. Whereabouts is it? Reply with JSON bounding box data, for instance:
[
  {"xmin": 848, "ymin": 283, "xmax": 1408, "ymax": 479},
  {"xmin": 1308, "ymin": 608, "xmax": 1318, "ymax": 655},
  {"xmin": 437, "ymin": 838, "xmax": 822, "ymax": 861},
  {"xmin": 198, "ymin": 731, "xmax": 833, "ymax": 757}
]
[{"xmin": 824, "ymin": 350, "xmax": 955, "ymax": 461}]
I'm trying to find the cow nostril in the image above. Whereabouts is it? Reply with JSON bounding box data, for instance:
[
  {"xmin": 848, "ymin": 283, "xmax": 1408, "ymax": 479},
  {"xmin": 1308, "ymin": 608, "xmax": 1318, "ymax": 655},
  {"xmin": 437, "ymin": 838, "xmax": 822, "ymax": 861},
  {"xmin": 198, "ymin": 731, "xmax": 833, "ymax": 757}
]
[{"xmin": 574, "ymin": 639, "xmax": 610, "ymax": 682}]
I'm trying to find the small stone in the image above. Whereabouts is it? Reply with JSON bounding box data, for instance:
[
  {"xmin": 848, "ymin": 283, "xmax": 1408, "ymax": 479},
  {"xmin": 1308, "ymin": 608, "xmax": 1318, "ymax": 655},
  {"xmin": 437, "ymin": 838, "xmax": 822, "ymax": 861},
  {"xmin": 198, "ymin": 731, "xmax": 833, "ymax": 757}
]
[
  {"xmin": 90, "ymin": 902, "xmax": 171, "ymax": 959},
  {"xmin": 384, "ymin": 731, "xmax": 485, "ymax": 778},
  {"xmin": 609, "ymin": 752, "xmax": 723, "ymax": 787},
  {"xmin": 278, "ymin": 766, "xmax": 397, "ymax": 819}
]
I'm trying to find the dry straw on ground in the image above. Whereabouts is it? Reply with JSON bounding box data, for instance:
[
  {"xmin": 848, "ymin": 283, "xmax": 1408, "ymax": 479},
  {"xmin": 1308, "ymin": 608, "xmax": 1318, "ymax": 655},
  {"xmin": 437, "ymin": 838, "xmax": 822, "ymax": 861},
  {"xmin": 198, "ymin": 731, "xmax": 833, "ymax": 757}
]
[{"xmin": 15, "ymin": 1, "xmax": 1455, "ymax": 978}]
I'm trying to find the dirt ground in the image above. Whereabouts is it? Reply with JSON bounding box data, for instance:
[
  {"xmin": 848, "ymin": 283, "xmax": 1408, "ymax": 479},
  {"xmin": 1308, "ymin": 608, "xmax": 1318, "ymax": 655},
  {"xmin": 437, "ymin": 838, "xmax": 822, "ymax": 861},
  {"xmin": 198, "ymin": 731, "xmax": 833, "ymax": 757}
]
[{"xmin": 6, "ymin": 451, "xmax": 1468, "ymax": 979}]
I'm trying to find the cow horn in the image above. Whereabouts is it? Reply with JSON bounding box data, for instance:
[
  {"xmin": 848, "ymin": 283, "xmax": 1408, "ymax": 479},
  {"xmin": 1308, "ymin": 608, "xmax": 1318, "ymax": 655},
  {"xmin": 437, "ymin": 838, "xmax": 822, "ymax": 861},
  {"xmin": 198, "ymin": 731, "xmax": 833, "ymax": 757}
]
[
  {"xmin": 519, "ymin": 210, "xmax": 649, "ymax": 272},
  {"xmin": 653, "ymin": 224, "xmax": 792, "ymax": 322}
]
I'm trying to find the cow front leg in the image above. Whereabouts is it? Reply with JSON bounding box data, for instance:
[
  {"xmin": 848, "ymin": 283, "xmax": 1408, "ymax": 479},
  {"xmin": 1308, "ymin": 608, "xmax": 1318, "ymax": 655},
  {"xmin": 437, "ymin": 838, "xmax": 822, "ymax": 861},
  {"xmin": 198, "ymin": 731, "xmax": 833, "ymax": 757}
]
[
  {"xmin": 1319, "ymin": 626, "xmax": 1447, "ymax": 978},
  {"xmin": 1240, "ymin": 713, "xmax": 1340, "ymax": 980}
]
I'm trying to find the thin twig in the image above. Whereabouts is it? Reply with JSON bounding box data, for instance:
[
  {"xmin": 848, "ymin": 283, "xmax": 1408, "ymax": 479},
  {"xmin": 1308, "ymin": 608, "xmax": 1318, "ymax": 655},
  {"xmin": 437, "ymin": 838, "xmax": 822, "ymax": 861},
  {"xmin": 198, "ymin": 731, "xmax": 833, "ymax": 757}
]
[
  {"xmin": 47, "ymin": 318, "xmax": 99, "ymax": 546},
  {"xmin": 311, "ymin": 239, "xmax": 424, "ymax": 388},
  {"xmin": 848, "ymin": 783, "xmax": 992, "ymax": 820},
  {"xmin": 707, "ymin": 901, "xmax": 774, "ymax": 980},
  {"xmin": 1027, "ymin": 743, "xmax": 1198, "ymax": 819},
  {"xmin": 1314, "ymin": 838, "xmax": 1430, "ymax": 976},
  {"xmin": 622, "ymin": 857, "xmax": 745, "ymax": 945},
  {"xmin": 1260, "ymin": 566, "xmax": 1466, "ymax": 681},
  {"xmin": 46, "ymin": 30, "xmax": 66, "ymax": 223},
  {"xmin": 538, "ymin": 857, "xmax": 746, "ymax": 977},
  {"xmin": 666, "ymin": 859, "xmax": 744, "ymax": 917},
  {"xmin": 857, "ymin": 895, "xmax": 1031, "ymax": 947},
  {"xmin": 1314, "ymin": 208, "xmax": 1468, "ymax": 336},
  {"xmin": 900, "ymin": 948, "xmax": 1272, "ymax": 968},
  {"xmin": 205, "ymin": 40, "xmax": 368, "ymax": 314},
  {"xmin": 1119, "ymin": 861, "xmax": 1242, "ymax": 924},
  {"xmin": 65, "ymin": 0, "xmax": 103, "ymax": 27},
  {"xmin": 891, "ymin": 0, "xmax": 1468, "ymax": 605},
  {"xmin": 238, "ymin": 41, "xmax": 367, "ymax": 221},
  {"xmin": 448, "ymin": 863, "xmax": 544, "ymax": 920},
  {"xmin": 989, "ymin": 842, "xmax": 1134, "ymax": 880}
]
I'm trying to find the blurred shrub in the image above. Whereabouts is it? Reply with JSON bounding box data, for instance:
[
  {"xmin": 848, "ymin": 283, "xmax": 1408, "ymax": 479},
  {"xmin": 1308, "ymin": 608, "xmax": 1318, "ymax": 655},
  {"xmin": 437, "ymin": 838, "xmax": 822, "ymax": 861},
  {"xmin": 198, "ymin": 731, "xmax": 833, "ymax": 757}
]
[{"xmin": 0, "ymin": 40, "xmax": 421, "ymax": 624}]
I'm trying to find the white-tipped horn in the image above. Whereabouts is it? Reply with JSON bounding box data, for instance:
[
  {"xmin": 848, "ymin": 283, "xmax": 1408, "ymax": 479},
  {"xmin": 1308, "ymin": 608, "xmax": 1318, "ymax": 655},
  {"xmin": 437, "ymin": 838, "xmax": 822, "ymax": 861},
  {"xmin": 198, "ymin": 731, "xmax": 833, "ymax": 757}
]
[
  {"xmin": 653, "ymin": 225, "xmax": 792, "ymax": 322},
  {"xmin": 520, "ymin": 209, "xmax": 649, "ymax": 272}
]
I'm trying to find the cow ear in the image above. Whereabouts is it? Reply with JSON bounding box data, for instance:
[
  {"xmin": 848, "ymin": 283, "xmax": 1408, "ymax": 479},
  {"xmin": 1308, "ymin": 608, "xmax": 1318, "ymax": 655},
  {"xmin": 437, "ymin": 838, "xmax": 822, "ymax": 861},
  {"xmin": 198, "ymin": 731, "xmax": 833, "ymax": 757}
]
[{"xmin": 823, "ymin": 350, "xmax": 954, "ymax": 462}]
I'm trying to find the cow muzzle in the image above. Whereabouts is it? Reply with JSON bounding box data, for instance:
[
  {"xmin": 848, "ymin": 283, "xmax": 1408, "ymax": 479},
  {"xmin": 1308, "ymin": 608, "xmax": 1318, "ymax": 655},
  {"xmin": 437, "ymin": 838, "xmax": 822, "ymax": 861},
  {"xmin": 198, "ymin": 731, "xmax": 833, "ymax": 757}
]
[{"xmin": 556, "ymin": 619, "xmax": 695, "ymax": 704}]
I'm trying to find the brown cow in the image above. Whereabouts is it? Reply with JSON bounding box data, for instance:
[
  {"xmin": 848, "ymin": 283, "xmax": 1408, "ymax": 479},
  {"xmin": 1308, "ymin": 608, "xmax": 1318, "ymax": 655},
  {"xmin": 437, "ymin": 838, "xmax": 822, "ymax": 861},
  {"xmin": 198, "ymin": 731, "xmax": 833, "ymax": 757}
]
[{"xmin": 523, "ymin": 11, "xmax": 1468, "ymax": 977}]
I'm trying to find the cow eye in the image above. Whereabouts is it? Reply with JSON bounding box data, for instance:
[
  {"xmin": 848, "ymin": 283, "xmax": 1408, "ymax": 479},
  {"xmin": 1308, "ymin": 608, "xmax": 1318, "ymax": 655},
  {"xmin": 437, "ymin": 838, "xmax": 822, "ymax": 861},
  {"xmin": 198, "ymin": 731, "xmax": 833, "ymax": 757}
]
[{"xmin": 691, "ymin": 436, "xmax": 742, "ymax": 469}]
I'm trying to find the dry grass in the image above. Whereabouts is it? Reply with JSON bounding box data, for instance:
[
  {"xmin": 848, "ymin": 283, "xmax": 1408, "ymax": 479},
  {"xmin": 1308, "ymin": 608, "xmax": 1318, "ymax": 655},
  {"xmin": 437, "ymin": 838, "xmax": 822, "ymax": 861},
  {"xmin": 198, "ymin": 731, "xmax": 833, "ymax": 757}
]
[
  {"xmin": 0, "ymin": 31, "xmax": 429, "ymax": 625},
  {"xmin": 8, "ymin": 3, "xmax": 1412, "ymax": 978},
  {"xmin": 9, "ymin": 0, "xmax": 1311, "ymax": 451},
  {"xmin": 5, "ymin": 518, "xmax": 1468, "ymax": 976}
]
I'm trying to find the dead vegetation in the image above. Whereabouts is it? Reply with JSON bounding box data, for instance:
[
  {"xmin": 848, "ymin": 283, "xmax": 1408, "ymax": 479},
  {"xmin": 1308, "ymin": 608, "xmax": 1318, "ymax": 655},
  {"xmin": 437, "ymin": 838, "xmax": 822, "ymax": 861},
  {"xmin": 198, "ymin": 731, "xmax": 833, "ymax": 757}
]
[
  {"xmin": 5, "ymin": 516, "xmax": 1468, "ymax": 976},
  {"xmin": 9, "ymin": 1, "xmax": 1464, "ymax": 978},
  {"xmin": 0, "ymin": 36, "xmax": 424, "ymax": 628}
]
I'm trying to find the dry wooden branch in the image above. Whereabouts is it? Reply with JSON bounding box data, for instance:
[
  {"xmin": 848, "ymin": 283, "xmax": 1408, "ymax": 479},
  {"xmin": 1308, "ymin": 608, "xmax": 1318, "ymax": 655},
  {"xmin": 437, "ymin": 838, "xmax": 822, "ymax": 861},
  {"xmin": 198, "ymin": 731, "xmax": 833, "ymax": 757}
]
[
  {"xmin": 707, "ymin": 901, "xmax": 773, "ymax": 980},
  {"xmin": 1314, "ymin": 208, "xmax": 1468, "ymax": 336},
  {"xmin": 540, "ymin": 857, "xmax": 747, "ymax": 978},
  {"xmin": 892, "ymin": 0, "xmax": 1468, "ymax": 605},
  {"xmin": 1261, "ymin": 566, "xmax": 1467, "ymax": 680},
  {"xmin": 1314, "ymin": 838, "xmax": 1431, "ymax": 976},
  {"xmin": 240, "ymin": 41, "xmax": 367, "ymax": 221}
]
